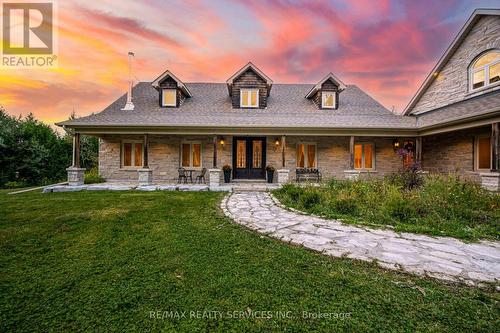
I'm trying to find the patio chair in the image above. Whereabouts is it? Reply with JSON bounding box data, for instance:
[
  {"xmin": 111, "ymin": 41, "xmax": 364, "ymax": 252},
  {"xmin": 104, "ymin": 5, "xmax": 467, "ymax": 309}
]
[
  {"xmin": 195, "ymin": 168, "xmax": 207, "ymax": 184},
  {"xmin": 177, "ymin": 168, "xmax": 189, "ymax": 184}
]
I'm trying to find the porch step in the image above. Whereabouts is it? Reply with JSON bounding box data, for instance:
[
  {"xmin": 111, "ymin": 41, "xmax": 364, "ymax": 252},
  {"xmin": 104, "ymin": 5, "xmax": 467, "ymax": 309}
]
[
  {"xmin": 231, "ymin": 179, "xmax": 267, "ymax": 183},
  {"xmin": 231, "ymin": 183, "xmax": 279, "ymax": 193}
]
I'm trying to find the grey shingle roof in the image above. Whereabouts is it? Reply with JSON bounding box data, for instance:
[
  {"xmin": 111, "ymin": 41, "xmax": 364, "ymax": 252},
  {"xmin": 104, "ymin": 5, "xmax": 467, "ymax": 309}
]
[
  {"xmin": 58, "ymin": 82, "xmax": 417, "ymax": 129},
  {"xmin": 416, "ymin": 90, "xmax": 500, "ymax": 128}
]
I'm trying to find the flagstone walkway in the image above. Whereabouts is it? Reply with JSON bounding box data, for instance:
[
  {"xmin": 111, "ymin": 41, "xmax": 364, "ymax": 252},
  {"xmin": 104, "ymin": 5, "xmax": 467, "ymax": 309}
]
[{"xmin": 221, "ymin": 192, "xmax": 500, "ymax": 286}]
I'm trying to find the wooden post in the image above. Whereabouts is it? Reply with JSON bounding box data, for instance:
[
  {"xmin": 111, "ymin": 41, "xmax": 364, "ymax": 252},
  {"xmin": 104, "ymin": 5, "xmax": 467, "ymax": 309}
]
[
  {"xmin": 73, "ymin": 133, "xmax": 81, "ymax": 168},
  {"xmin": 349, "ymin": 136, "xmax": 355, "ymax": 169},
  {"xmin": 281, "ymin": 135, "xmax": 286, "ymax": 168},
  {"xmin": 415, "ymin": 137, "xmax": 422, "ymax": 164},
  {"xmin": 143, "ymin": 134, "xmax": 149, "ymax": 168},
  {"xmin": 492, "ymin": 122, "xmax": 500, "ymax": 171},
  {"xmin": 213, "ymin": 135, "xmax": 218, "ymax": 168}
]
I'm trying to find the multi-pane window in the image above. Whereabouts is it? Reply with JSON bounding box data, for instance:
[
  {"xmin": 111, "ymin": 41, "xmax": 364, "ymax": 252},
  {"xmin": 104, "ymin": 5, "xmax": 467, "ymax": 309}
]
[
  {"xmin": 321, "ymin": 91, "xmax": 336, "ymax": 108},
  {"xmin": 470, "ymin": 50, "xmax": 500, "ymax": 90},
  {"xmin": 181, "ymin": 142, "xmax": 202, "ymax": 168},
  {"xmin": 122, "ymin": 142, "xmax": 143, "ymax": 168},
  {"xmin": 162, "ymin": 89, "xmax": 177, "ymax": 106},
  {"xmin": 252, "ymin": 140, "xmax": 262, "ymax": 168},
  {"xmin": 354, "ymin": 143, "xmax": 374, "ymax": 169},
  {"xmin": 476, "ymin": 136, "xmax": 491, "ymax": 170},
  {"xmin": 240, "ymin": 89, "xmax": 259, "ymax": 108},
  {"xmin": 296, "ymin": 143, "xmax": 317, "ymax": 168},
  {"xmin": 236, "ymin": 140, "xmax": 246, "ymax": 168}
]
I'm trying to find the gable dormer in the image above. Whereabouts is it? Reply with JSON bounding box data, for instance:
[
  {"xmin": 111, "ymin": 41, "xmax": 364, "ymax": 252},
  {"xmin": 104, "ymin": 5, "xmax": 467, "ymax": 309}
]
[
  {"xmin": 306, "ymin": 73, "xmax": 346, "ymax": 110},
  {"xmin": 152, "ymin": 70, "xmax": 192, "ymax": 108},
  {"xmin": 226, "ymin": 62, "xmax": 273, "ymax": 109}
]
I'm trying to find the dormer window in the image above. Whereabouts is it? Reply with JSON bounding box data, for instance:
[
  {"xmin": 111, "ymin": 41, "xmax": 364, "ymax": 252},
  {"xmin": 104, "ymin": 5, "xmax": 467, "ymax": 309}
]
[
  {"xmin": 161, "ymin": 89, "xmax": 177, "ymax": 107},
  {"xmin": 240, "ymin": 88, "xmax": 259, "ymax": 108},
  {"xmin": 470, "ymin": 50, "xmax": 500, "ymax": 90},
  {"xmin": 322, "ymin": 91, "xmax": 336, "ymax": 108}
]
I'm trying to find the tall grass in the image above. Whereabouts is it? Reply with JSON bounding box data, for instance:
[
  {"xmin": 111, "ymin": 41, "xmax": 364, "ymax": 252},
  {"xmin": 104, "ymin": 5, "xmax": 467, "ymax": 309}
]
[{"xmin": 273, "ymin": 174, "xmax": 500, "ymax": 241}]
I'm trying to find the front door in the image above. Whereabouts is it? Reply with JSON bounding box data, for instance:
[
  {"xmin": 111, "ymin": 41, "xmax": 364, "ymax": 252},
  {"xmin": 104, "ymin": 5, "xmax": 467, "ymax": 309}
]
[{"xmin": 233, "ymin": 137, "xmax": 266, "ymax": 179}]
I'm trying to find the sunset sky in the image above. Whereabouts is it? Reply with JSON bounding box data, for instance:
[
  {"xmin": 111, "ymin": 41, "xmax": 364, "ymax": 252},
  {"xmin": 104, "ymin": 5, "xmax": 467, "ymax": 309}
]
[{"xmin": 1, "ymin": 0, "xmax": 499, "ymax": 125}]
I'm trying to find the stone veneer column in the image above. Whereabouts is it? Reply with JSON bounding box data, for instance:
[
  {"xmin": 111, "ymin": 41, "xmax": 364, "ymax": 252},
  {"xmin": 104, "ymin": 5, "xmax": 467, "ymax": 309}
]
[
  {"xmin": 138, "ymin": 169, "xmax": 153, "ymax": 186},
  {"xmin": 67, "ymin": 133, "xmax": 85, "ymax": 186},
  {"xmin": 277, "ymin": 169, "xmax": 290, "ymax": 184},
  {"xmin": 209, "ymin": 169, "xmax": 221, "ymax": 187}
]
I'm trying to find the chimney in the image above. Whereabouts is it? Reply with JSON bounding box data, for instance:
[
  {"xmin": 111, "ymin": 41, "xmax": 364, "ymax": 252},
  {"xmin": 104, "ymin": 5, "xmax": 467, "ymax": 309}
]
[{"xmin": 122, "ymin": 51, "xmax": 135, "ymax": 111}]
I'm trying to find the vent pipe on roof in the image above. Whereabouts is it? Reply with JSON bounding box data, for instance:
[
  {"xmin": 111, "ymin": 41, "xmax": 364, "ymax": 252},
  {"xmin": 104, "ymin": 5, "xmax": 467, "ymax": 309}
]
[{"xmin": 121, "ymin": 51, "xmax": 135, "ymax": 111}]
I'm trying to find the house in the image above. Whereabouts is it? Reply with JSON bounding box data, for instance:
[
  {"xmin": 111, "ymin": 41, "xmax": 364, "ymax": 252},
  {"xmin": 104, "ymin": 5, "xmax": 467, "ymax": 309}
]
[{"xmin": 57, "ymin": 9, "xmax": 500, "ymax": 191}]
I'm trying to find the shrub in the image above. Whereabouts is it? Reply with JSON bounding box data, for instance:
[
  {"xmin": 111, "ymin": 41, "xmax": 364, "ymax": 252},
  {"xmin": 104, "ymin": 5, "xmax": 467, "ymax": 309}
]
[
  {"xmin": 332, "ymin": 192, "xmax": 358, "ymax": 215},
  {"xmin": 222, "ymin": 164, "xmax": 232, "ymax": 171},
  {"xmin": 3, "ymin": 180, "xmax": 27, "ymax": 189},
  {"xmin": 299, "ymin": 189, "xmax": 321, "ymax": 210},
  {"xmin": 84, "ymin": 168, "xmax": 104, "ymax": 184}
]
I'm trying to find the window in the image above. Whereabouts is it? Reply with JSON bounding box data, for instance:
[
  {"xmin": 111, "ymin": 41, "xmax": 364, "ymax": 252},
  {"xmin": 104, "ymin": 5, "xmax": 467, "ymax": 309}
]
[
  {"xmin": 296, "ymin": 143, "xmax": 317, "ymax": 168},
  {"xmin": 180, "ymin": 142, "xmax": 202, "ymax": 168},
  {"xmin": 354, "ymin": 143, "xmax": 374, "ymax": 169},
  {"xmin": 470, "ymin": 50, "xmax": 500, "ymax": 90},
  {"xmin": 236, "ymin": 140, "xmax": 246, "ymax": 168},
  {"xmin": 252, "ymin": 140, "xmax": 262, "ymax": 168},
  {"xmin": 122, "ymin": 142, "xmax": 143, "ymax": 168},
  {"xmin": 476, "ymin": 136, "xmax": 491, "ymax": 170},
  {"xmin": 321, "ymin": 91, "xmax": 336, "ymax": 108},
  {"xmin": 162, "ymin": 89, "xmax": 177, "ymax": 106},
  {"xmin": 240, "ymin": 89, "xmax": 259, "ymax": 108}
]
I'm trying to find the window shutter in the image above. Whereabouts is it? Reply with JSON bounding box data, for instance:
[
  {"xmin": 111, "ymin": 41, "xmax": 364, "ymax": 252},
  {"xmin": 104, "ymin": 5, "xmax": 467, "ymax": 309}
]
[{"xmin": 335, "ymin": 91, "xmax": 339, "ymax": 109}]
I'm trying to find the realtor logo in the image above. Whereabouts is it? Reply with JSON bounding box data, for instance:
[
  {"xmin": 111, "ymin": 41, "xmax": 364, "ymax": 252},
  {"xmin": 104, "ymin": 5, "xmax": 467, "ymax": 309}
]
[{"xmin": 1, "ymin": 0, "xmax": 58, "ymax": 67}]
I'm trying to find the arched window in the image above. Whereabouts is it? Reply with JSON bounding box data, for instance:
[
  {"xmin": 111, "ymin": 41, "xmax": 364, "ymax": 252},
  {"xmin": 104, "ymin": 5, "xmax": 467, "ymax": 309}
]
[{"xmin": 470, "ymin": 50, "xmax": 500, "ymax": 90}]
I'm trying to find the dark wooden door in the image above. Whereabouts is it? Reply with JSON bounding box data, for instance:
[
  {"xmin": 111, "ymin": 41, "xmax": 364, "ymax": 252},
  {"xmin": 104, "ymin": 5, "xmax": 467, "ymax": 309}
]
[{"xmin": 233, "ymin": 137, "xmax": 266, "ymax": 179}]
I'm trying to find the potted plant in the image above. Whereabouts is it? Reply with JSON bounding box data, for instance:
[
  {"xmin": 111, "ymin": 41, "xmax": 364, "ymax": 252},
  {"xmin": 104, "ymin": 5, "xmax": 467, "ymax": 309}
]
[
  {"xmin": 222, "ymin": 164, "xmax": 232, "ymax": 183},
  {"xmin": 265, "ymin": 165, "xmax": 275, "ymax": 183}
]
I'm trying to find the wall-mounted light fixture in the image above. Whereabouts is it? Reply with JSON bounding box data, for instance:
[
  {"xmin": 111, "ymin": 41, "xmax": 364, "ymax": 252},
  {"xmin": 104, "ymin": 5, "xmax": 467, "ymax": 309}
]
[
  {"xmin": 392, "ymin": 139, "xmax": 401, "ymax": 151},
  {"xmin": 275, "ymin": 138, "xmax": 280, "ymax": 147},
  {"xmin": 220, "ymin": 137, "xmax": 225, "ymax": 147}
]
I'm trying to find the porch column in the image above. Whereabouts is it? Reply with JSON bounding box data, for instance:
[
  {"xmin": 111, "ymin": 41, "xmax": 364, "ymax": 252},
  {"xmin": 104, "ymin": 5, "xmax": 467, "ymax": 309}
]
[
  {"xmin": 344, "ymin": 136, "xmax": 359, "ymax": 180},
  {"xmin": 72, "ymin": 133, "xmax": 80, "ymax": 167},
  {"xmin": 281, "ymin": 135, "xmax": 286, "ymax": 168},
  {"xmin": 137, "ymin": 134, "xmax": 153, "ymax": 186},
  {"xmin": 143, "ymin": 134, "xmax": 149, "ymax": 168},
  {"xmin": 479, "ymin": 123, "xmax": 500, "ymax": 191},
  {"xmin": 492, "ymin": 122, "xmax": 499, "ymax": 172},
  {"xmin": 213, "ymin": 135, "xmax": 218, "ymax": 168},
  {"xmin": 415, "ymin": 137, "xmax": 422, "ymax": 165},
  {"xmin": 209, "ymin": 135, "xmax": 221, "ymax": 187},
  {"xmin": 67, "ymin": 133, "xmax": 85, "ymax": 186},
  {"xmin": 277, "ymin": 135, "xmax": 290, "ymax": 184},
  {"xmin": 349, "ymin": 136, "xmax": 355, "ymax": 169}
]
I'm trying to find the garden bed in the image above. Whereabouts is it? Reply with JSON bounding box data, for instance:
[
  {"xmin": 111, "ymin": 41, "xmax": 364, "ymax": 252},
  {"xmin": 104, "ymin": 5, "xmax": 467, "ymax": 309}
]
[{"xmin": 273, "ymin": 174, "xmax": 500, "ymax": 241}]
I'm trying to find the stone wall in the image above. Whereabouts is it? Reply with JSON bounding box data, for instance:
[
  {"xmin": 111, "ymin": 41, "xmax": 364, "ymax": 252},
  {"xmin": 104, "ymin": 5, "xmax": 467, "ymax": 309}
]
[
  {"xmin": 99, "ymin": 135, "xmax": 404, "ymax": 183},
  {"xmin": 421, "ymin": 126, "xmax": 490, "ymax": 181},
  {"xmin": 411, "ymin": 16, "xmax": 500, "ymax": 114}
]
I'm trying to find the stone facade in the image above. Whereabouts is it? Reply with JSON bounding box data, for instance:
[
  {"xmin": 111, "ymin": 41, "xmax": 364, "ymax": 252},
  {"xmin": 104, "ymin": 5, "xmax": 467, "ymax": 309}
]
[
  {"xmin": 99, "ymin": 134, "xmax": 405, "ymax": 183},
  {"xmin": 411, "ymin": 16, "xmax": 500, "ymax": 114},
  {"xmin": 421, "ymin": 126, "xmax": 490, "ymax": 181}
]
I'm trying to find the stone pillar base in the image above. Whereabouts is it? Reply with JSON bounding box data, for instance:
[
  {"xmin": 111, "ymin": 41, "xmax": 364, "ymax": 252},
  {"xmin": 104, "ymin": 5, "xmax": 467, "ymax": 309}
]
[
  {"xmin": 138, "ymin": 168, "xmax": 153, "ymax": 186},
  {"xmin": 67, "ymin": 167, "xmax": 85, "ymax": 186},
  {"xmin": 209, "ymin": 169, "xmax": 221, "ymax": 187},
  {"xmin": 479, "ymin": 172, "xmax": 500, "ymax": 192},
  {"xmin": 277, "ymin": 169, "xmax": 290, "ymax": 184},
  {"xmin": 343, "ymin": 170, "xmax": 360, "ymax": 180}
]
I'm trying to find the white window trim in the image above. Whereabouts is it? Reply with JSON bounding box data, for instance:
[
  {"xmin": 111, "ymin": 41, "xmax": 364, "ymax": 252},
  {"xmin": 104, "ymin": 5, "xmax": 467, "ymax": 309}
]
[
  {"xmin": 354, "ymin": 143, "xmax": 375, "ymax": 170},
  {"xmin": 180, "ymin": 141, "xmax": 203, "ymax": 169},
  {"xmin": 475, "ymin": 135, "xmax": 492, "ymax": 171},
  {"xmin": 469, "ymin": 51, "xmax": 500, "ymax": 92},
  {"xmin": 162, "ymin": 88, "xmax": 177, "ymax": 107},
  {"xmin": 240, "ymin": 88, "xmax": 259, "ymax": 108},
  {"xmin": 296, "ymin": 142, "xmax": 317, "ymax": 168},
  {"xmin": 321, "ymin": 91, "xmax": 336, "ymax": 109},
  {"xmin": 121, "ymin": 140, "xmax": 143, "ymax": 169}
]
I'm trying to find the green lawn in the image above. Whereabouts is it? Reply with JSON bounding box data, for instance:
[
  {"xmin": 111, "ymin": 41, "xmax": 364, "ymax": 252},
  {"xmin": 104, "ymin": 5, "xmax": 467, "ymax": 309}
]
[{"xmin": 0, "ymin": 190, "xmax": 498, "ymax": 332}]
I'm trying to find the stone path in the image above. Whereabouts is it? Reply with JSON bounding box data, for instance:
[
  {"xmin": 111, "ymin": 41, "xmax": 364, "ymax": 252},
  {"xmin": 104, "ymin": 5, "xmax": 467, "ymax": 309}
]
[{"xmin": 222, "ymin": 192, "xmax": 500, "ymax": 286}]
